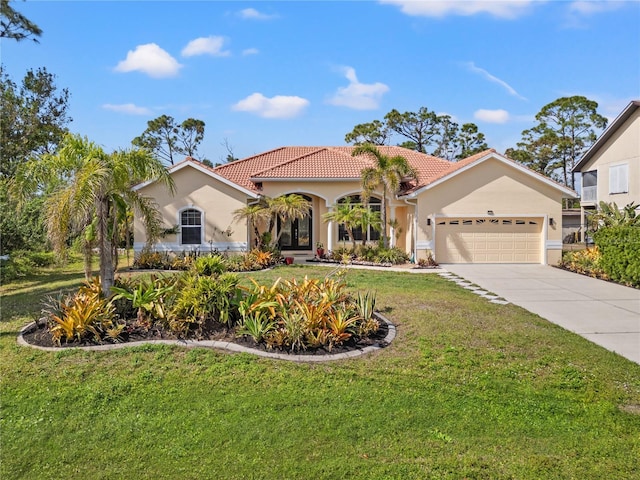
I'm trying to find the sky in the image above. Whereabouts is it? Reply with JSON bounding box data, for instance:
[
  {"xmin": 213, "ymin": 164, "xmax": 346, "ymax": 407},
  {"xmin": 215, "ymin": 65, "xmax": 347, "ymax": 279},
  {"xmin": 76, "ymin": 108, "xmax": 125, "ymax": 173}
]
[{"xmin": 3, "ymin": 0, "xmax": 640, "ymax": 164}]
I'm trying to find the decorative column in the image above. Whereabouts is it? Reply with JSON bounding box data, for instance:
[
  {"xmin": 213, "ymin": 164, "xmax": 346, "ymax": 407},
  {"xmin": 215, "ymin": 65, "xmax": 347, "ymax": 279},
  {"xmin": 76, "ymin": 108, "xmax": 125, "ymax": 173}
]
[
  {"xmin": 327, "ymin": 221, "xmax": 333, "ymax": 252},
  {"xmin": 389, "ymin": 206, "xmax": 397, "ymax": 248}
]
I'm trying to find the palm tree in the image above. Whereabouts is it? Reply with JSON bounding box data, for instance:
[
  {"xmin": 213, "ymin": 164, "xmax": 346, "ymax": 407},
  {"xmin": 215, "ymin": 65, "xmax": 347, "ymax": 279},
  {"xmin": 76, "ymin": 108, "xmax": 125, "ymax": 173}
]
[
  {"xmin": 353, "ymin": 144, "xmax": 417, "ymax": 248},
  {"xmin": 354, "ymin": 206, "xmax": 381, "ymax": 247},
  {"xmin": 232, "ymin": 200, "xmax": 271, "ymax": 248},
  {"xmin": 15, "ymin": 133, "xmax": 174, "ymax": 294},
  {"xmin": 322, "ymin": 198, "xmax": 361, "ymax": 250}
]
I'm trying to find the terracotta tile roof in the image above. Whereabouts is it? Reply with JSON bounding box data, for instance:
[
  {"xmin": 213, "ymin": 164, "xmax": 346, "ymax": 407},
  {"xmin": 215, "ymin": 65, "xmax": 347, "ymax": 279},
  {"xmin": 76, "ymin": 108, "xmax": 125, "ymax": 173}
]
[{"xmin": 179, "ymin": 146, "xmax": 507, "ymax": 195}]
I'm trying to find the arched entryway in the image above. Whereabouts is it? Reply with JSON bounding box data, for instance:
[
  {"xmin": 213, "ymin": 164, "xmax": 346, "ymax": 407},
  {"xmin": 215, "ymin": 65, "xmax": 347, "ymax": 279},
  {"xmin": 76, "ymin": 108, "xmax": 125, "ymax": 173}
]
[{"xmin": 278, "ymin": 194, "xmax": 313, "ymax": 251}]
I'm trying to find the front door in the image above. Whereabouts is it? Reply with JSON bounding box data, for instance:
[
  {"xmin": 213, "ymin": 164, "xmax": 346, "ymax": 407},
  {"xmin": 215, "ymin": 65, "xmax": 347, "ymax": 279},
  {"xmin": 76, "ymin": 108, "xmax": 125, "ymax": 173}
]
[{"xmin": 279, "ymin": 215, "xmax": 312, "ymax": 251}]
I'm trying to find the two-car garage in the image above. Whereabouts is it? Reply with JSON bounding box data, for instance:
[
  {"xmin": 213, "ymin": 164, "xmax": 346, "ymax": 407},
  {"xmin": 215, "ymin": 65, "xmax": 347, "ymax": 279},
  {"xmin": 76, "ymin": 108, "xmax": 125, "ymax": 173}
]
[{"xmin": 434, "ymin": 217, "xmax": 543, "ymax": 264}]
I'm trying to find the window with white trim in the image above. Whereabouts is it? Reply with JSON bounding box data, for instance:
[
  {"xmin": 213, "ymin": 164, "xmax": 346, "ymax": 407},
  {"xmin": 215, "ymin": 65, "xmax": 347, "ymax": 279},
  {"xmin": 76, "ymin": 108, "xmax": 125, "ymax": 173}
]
[
  {"xmin": 180, "ymin": 209, "xmax": 202, "ymax": 245},
  {"xmin": 337, "ymin": 196, "xmax": 381, "ymax": 242},
  {"xmin": 609, "ymin": 164, "xmax": 628, "ymax": 194}
]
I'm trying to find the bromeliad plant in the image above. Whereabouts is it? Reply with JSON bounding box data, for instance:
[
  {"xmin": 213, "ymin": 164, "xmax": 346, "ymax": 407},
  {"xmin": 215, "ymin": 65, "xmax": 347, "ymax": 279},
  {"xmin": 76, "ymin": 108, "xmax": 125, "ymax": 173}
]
[
  {"xmin": 235, "ymin": 275, "xmax": 380, "ymax": 352},
  {"xmin": 111, "ymin": 274, "xmax": 176, "ymax": 329},
  {"xmin": 45, "ymin": 277, "xmax": 118, "ymax": 344}
]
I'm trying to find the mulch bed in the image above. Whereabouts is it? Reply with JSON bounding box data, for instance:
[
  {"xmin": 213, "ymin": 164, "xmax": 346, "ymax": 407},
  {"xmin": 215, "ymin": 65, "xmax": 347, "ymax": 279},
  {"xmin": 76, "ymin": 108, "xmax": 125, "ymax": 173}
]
[{"xmin": 20, "ymin": 317, "xmax": 390, "ymax": 356}]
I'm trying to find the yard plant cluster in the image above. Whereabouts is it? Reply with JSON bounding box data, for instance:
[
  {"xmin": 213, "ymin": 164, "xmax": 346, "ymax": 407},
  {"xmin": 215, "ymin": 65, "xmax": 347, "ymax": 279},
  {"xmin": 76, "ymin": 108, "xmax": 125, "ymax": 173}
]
[
  {"xmin": 36, "ymin": 254, "xmax": 381, "ymax": 353},
  {"xmin": 2, "ymin": 261, "xmax": 639, "ymax": 479},
  {"xmin": 560, "ymin": 202, "xmax": 640, "ymax": 288}
]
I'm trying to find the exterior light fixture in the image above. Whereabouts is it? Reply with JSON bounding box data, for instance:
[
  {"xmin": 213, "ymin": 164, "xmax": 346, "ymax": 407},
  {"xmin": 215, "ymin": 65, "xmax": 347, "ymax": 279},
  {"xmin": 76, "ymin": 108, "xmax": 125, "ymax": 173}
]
[{"xmin": 487, "ymin": 210, "xmax": 494, "ymax": 215}]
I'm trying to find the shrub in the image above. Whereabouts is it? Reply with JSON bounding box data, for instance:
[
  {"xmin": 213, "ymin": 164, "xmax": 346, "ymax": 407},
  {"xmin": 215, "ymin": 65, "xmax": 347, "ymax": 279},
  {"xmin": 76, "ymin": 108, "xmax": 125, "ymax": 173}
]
[
  {"xmin": 593, "ymin": 226, "xmax": 640, "ymax": 287},
  {"xmin": 169, "ymin": 272, "xmax": 240, "ymax": 336},
  {"xmin": 111, "ymin": 274, "xmax": 177, "ymax": 329},
  {"xmin": 560, "ymin": 247, "xmax": 606, "ymax": 278},
  {"xmin": 134, "ymin": 248, "xmax": 169, "ymax": 270},
  {"xmin": 192, "ymin": 254, "xmax": 227, "ymax": 276},
  {"xmin": 0, "ymin": 250, "xmax": 56, "ymax": 282}
]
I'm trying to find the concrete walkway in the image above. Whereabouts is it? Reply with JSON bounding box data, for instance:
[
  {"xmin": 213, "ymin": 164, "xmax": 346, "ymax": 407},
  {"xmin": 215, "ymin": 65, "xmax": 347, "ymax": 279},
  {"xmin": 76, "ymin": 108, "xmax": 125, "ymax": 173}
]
[{"xmin": 443, "ymin": 264, "xmax": 640, "ymax": 365}]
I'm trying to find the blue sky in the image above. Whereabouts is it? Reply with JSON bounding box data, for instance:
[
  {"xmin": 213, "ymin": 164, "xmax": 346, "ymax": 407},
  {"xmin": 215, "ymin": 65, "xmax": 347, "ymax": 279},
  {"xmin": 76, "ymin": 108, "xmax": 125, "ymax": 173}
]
[{"xmin": 4, "ymin": 0, "xmax": 639, "ymax": 164}]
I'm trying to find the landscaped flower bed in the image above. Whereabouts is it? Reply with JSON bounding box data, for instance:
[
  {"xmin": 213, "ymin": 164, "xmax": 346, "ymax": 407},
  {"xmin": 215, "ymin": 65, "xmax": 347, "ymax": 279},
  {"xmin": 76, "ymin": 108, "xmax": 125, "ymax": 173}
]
[{"xmin": 21, "ymin": 257, "xmax": 389, "ymax": 356}]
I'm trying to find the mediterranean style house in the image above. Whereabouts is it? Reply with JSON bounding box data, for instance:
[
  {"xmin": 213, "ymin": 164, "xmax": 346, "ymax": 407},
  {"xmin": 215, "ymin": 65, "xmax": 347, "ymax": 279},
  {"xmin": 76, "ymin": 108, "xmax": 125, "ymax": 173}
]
[
  {"xmin": 133, "ymin": 146, "xmax": 577, "ymax": 265},
  {"xmin": 573, "ymin": 100, "xmax": 640, "ymax": 233}
]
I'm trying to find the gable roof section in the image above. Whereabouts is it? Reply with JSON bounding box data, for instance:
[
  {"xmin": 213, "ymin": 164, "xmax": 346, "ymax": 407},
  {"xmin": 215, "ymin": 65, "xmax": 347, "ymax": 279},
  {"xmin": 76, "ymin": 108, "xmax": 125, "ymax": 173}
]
[
  {"xmin": 573, "ymin": 100, "xmax": 640, "ymax": 172},
  {"xmin": 133, "ymin": 157, "xmax": 260, "ymax": 198},
  {"xmin": 401, "ymin": 150, "xmax": 578, "ymax": 199}
]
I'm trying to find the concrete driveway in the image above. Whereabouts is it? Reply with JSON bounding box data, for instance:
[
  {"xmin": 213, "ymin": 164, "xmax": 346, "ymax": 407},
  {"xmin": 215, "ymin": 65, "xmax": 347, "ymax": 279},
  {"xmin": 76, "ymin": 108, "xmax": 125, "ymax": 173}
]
[{"xmin": 442, "ymin": 264, "xmax": 640, "ymax": 365}]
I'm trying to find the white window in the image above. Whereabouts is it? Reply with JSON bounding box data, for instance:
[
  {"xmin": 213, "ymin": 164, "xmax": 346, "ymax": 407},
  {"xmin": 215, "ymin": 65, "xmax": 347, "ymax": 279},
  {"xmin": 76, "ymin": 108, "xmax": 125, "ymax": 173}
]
[
  {"xmin": 609, "ymin": 164, "xmax": 629, "ymax": 194},
  {"xmin": 180, "ymin": 208, "xmax": 202, "ymax": 245}
]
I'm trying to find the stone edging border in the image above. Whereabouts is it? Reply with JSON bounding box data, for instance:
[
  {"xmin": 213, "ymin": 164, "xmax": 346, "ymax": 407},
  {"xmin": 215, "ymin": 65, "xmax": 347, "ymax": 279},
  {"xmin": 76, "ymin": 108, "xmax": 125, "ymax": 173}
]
[{"xmin": 17, "ymin": 313, "xmax": 396, "ymax": 363}]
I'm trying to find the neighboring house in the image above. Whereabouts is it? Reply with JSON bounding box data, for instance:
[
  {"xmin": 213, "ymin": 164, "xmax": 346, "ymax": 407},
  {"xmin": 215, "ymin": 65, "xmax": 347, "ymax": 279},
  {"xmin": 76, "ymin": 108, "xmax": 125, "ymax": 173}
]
[
  {"xmin": 134, "ymin": 146, "xmax": 577, "ymax": 265},
  {"xmin": 573, "ymin": 100, "xmax": 640, "ymax": 233}
]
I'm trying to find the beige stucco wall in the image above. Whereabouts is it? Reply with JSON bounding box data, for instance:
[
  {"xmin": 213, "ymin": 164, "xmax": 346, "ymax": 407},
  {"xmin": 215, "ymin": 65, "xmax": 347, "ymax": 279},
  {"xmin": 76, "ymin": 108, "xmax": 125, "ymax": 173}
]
[
  {"xmin": 579, "ymin": 109, "xmax": 640, "ymax": 207},
  {"xmin": 134, "ymin": 166, "xmax": 250, "ymax": 252},
  {"xmin": 260, "ymin": 180, "xmax": 401, "ymax": 252},
  {"xmin": 413, "ymin": 158, "xmax": 566, "ymax": 264}
]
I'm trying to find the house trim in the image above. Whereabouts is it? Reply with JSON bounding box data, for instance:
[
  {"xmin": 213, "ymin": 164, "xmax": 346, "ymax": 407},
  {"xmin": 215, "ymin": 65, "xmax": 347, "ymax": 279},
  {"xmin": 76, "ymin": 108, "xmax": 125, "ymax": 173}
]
[
  {"xmin": 573, "ymin": 100, "xmax": 640, "ymax": 172},
  {"xmin": 401, "ymin": 152, "xmax": 578, "ymax": 199}
]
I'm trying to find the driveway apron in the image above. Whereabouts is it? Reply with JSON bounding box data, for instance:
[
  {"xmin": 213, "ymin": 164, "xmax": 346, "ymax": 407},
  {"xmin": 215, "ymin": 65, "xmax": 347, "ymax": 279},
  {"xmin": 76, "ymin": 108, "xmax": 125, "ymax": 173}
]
[{"xmin": 442, "ymin": 264, "xmax": 640, "ymax": 365}]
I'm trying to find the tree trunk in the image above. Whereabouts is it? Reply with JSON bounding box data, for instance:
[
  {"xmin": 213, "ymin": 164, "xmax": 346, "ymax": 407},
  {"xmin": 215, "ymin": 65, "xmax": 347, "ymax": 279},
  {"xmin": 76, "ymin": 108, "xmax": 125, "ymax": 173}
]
[
  {"xmin": 98, "ymin": 197, "xmax": 115, "ymax": 296},
  {"xmin": 82, "ymin": 239, "xmax": 93, "ymax": 281},
  {"xmin": 381, "ymin": 192, "xmax": 389, "ymax": 249}
]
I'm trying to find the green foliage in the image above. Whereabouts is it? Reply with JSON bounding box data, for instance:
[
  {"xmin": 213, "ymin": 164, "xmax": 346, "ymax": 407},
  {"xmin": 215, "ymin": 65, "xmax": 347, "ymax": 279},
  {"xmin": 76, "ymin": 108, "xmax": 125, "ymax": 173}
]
[
  {"xmin": 354, "ymin": 144, "xmax": 417, "ymax": 248},
  {"xmin": 132, "ymin": 114, "xmax": 205, "ymax": 165},
  {"xmin": 355, "ymin": 290, "xmax": 377, "ymax": 321},
  {"xmin": 345, "ymin": 107, "xmax": 488, "ymax": 160},
  {"xmin": 0, "ymin": 183, "xmax": 47, "ymax": 254},
  {"xmin": 235, "ymin": 310, "xmax": 276, "ymax": 343},
  {"xmin": 192, "ymin": 254, "xmax": 226, "ymax": 276},
  {"xmin": 590, "ymin": 201, "xmax": 640, "ymax": 228},
  {"xmin": 0, "ymin": 66, "xmax": 70, "ymax": 178},
  {"xmin": 111, "ymin": 274, "xmax": 176, "ymax": 328},
  {"xmin": 0, "ymin": 0, "xmax": 43, "ymax": 42},
  {"xmin": 593, "ymin": 226, "xmax": 640, "ymax": 287},
  {"xmin": 0, "ymin": 249, "xmax": 56, "ymax": 281},
  {"xmin": 4, "ymin": 263, "xmax": 640, "ymax": 478},
  {"xmin": 170, "ymin": 272, "xmax": 240, "ymax": 336},
  {"xmin": 507, "ymin": 96, "xmax": 607, "ymax": 188}
]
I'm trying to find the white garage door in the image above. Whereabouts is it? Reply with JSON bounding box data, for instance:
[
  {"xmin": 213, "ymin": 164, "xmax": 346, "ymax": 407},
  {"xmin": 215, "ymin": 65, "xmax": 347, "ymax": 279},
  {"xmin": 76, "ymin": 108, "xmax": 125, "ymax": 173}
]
[{"xmin": 435, "ymin": 217, "xmax": 542, "ymax": 263}]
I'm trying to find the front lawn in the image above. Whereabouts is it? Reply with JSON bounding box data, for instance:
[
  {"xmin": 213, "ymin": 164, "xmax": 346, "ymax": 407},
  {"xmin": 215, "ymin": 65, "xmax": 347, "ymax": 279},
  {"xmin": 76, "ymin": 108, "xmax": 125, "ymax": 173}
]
[{"xmin": 1, "ymin": 261, "xmax": 639, "ymax": 479}]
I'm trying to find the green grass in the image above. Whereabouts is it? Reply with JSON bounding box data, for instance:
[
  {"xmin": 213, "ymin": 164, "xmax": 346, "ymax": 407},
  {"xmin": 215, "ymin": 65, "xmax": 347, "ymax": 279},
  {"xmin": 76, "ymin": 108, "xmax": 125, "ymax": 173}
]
[{"xmin": 1, "ymin": 262, "xmax": 639, "ymax": 479}]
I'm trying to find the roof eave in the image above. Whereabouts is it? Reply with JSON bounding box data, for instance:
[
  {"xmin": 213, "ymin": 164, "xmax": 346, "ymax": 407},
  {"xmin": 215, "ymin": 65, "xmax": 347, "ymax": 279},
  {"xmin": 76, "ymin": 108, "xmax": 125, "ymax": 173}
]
[
  {"xmin": 399, "ymin": 152, "xmax": 579, "ymax": 199},
  {"xmin": 572, "ymin": 100, "xmax": 640, "ymax": 173},
  {"xmin": 134, "ymin": 159, "xmax": 260, "ymax": 198}
]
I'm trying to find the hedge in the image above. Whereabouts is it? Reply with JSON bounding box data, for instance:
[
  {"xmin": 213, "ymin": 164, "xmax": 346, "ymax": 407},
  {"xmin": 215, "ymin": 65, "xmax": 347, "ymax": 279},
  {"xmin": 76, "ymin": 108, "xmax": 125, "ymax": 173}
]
[{"xmin": 593, "ymin": 226, "xmax": 640, "ymax": 288}]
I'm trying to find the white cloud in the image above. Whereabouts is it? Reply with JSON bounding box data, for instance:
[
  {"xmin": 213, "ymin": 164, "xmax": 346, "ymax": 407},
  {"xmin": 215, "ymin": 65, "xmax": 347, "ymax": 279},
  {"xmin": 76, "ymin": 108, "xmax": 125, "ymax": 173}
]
[
  {"xmin": 569, "ymin": 1, "xmax": 623, "ymax": 15},
  {"xmin": 102, "ymin": 103, "xmax": 152, "ymax": 115},
  {"xmin": 114, "ymin": 43, "xmax": 182, "ymax": 78},
  {"xmin": 474, "ymin": 109, "xmax": 510, "ymax": 123},
  {"xmin": 327, "ymin": 66, "xmax": 389, "ymax": 110},
  {"xmin": 379, "ymin": 0, "xmax": 539, "ymax": 19},
  {"xmin": 238, "ymin": 8, "xmax": 278, "ymax": 20},
  {"xmin": 182, "ymin": 36, "xmax": 230, "ymax": 57},
  {"xmin": 242, "ymin": 48, "xmax": 259, "ymax": 56},
  {"xmin": 232, "ymin": 93, "xmax": 309, "ymax": 119},
  {"xmin": 464, "ymin": 62, "xmax": 527, "ymax": 101}
]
